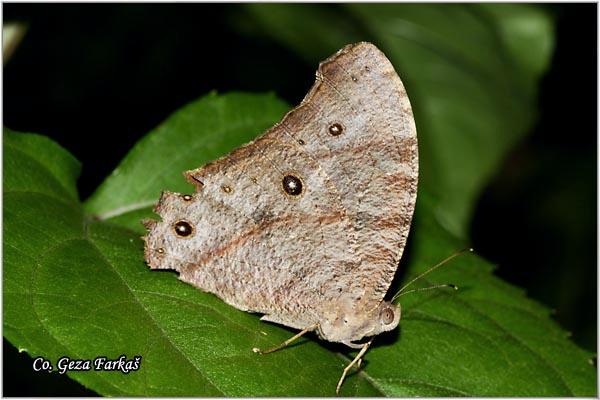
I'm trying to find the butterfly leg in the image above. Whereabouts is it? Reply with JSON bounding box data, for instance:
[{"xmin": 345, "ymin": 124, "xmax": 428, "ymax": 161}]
[
  {"xmin": 335, "ymin": 338, "xmax": 374, "ymax": 395},
  {"xmin": 252, "ymin": 323, "xmax": 319, "ymax": 355}
]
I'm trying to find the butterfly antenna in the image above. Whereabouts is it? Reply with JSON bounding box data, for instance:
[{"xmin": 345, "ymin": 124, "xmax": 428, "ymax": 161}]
[
  {"xmin": 391, "ymin": 247, "xmax": 473, "ymax": 303},
  {"xmin": 394, "ymin": 283, "xmax": 458, "ymax": 298}
]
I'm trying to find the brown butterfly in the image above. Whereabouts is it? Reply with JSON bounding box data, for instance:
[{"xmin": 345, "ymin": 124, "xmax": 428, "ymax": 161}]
[{"xmin": 143, "ymin": 42, "xmax": 456, "ymax": 394}]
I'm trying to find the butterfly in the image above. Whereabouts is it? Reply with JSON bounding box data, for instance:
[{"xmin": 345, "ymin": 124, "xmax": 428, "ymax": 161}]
[{"xmin": 143, "ymin": 42, "xmax": 459, "ymax": 394}]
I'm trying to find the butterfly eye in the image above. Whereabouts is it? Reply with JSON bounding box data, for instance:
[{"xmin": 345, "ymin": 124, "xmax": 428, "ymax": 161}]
[
  {"xmin": 380, "ymin": 307, "xmax": 395, "ymax": 325},
  {"xmin": 173, "ymin": 220, "xmax": 194, "ymax": 238}
]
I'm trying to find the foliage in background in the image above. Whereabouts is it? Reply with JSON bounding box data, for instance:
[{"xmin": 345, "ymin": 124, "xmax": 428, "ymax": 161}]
[{"xmin": 3, "ymin": 3, "xmax": 596, "ymax": 397}]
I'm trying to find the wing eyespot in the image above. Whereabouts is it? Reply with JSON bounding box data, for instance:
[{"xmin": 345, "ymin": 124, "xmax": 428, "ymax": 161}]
[
  {"xmin": 328, "ymin": 123, "xmax": 344, "ymax": 136},
  {"xmin": 173, "ymin": 220, "xmax": 194, "ymax": 238},
  {"xmin": 282, "ymin": 174, "xmax": 304, "ymax": 197}
]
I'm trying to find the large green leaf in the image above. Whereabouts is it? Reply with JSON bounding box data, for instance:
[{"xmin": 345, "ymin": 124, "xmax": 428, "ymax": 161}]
[
  {"xmin": 241, "ymin": 3, "xmax": 554, "ymax": 238},
  {"xmin": 3, "ymin": 92, "xmax": 595, "ymax": 396}
]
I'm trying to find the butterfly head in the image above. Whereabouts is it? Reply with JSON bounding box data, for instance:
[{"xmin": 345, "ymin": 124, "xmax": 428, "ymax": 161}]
[{"xmin": 319, "ymin": 300, "xmax": 401, "ymax": 346}]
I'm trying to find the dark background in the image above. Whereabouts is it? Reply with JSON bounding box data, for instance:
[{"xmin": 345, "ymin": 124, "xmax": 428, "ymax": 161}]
[{"xmin": 3, "ymin": 4, "xmax": 597, "ymax": 396}]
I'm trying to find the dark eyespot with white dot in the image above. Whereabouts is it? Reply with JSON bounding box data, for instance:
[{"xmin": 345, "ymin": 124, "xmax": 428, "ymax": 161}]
[
  {"xmin": 381, "ymin": 307, "xmax": 394, "ymax": 325},
  {"xmin": 282, "ymin": 174, "xmax": 303, "ymax": 196},
  {"xmin": 328, "ymin": 123, "xmax": 344, "ymax": 136},
  {"xmin": 173, "ymin": 220, "xmax": 194, "ymax": 237},
  {"xmin": 182, "ymin": 194, "xmax": 193, "ymax": 201}
]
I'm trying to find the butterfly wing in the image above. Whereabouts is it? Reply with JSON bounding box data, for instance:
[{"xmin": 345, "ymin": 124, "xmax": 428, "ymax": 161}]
[{"xmin": 143, "ymin": 42, "xmax": 418, "ymax": 337}]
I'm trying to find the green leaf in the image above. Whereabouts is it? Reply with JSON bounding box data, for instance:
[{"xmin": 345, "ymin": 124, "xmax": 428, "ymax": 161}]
[
  {"xmin": 241, "ymin": 3, "xmax": 555, "ymax": 238},
  {"xmin": 4, "ymin": 127, "xmax": 81, "ymax": 202},
  {"xmin": 3, "ymin": 101, "xmax": 378, "ymax": 396},
  {"xmin": 83, "ymin": 91, "xmax": 290, "ymax": 227},
  {"xmin": 4, "ymin": 92, "xmax": 595, "ymax": 396}
]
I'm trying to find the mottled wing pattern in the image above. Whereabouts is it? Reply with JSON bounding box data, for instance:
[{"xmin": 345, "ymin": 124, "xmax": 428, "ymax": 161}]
[
  {"xmin": 143, "ymin": 42, "xmax": 417, "ymax": 335},
  {"xmin": 282, "ymin": 43, "xmax": 418, "ymax": 309}
]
